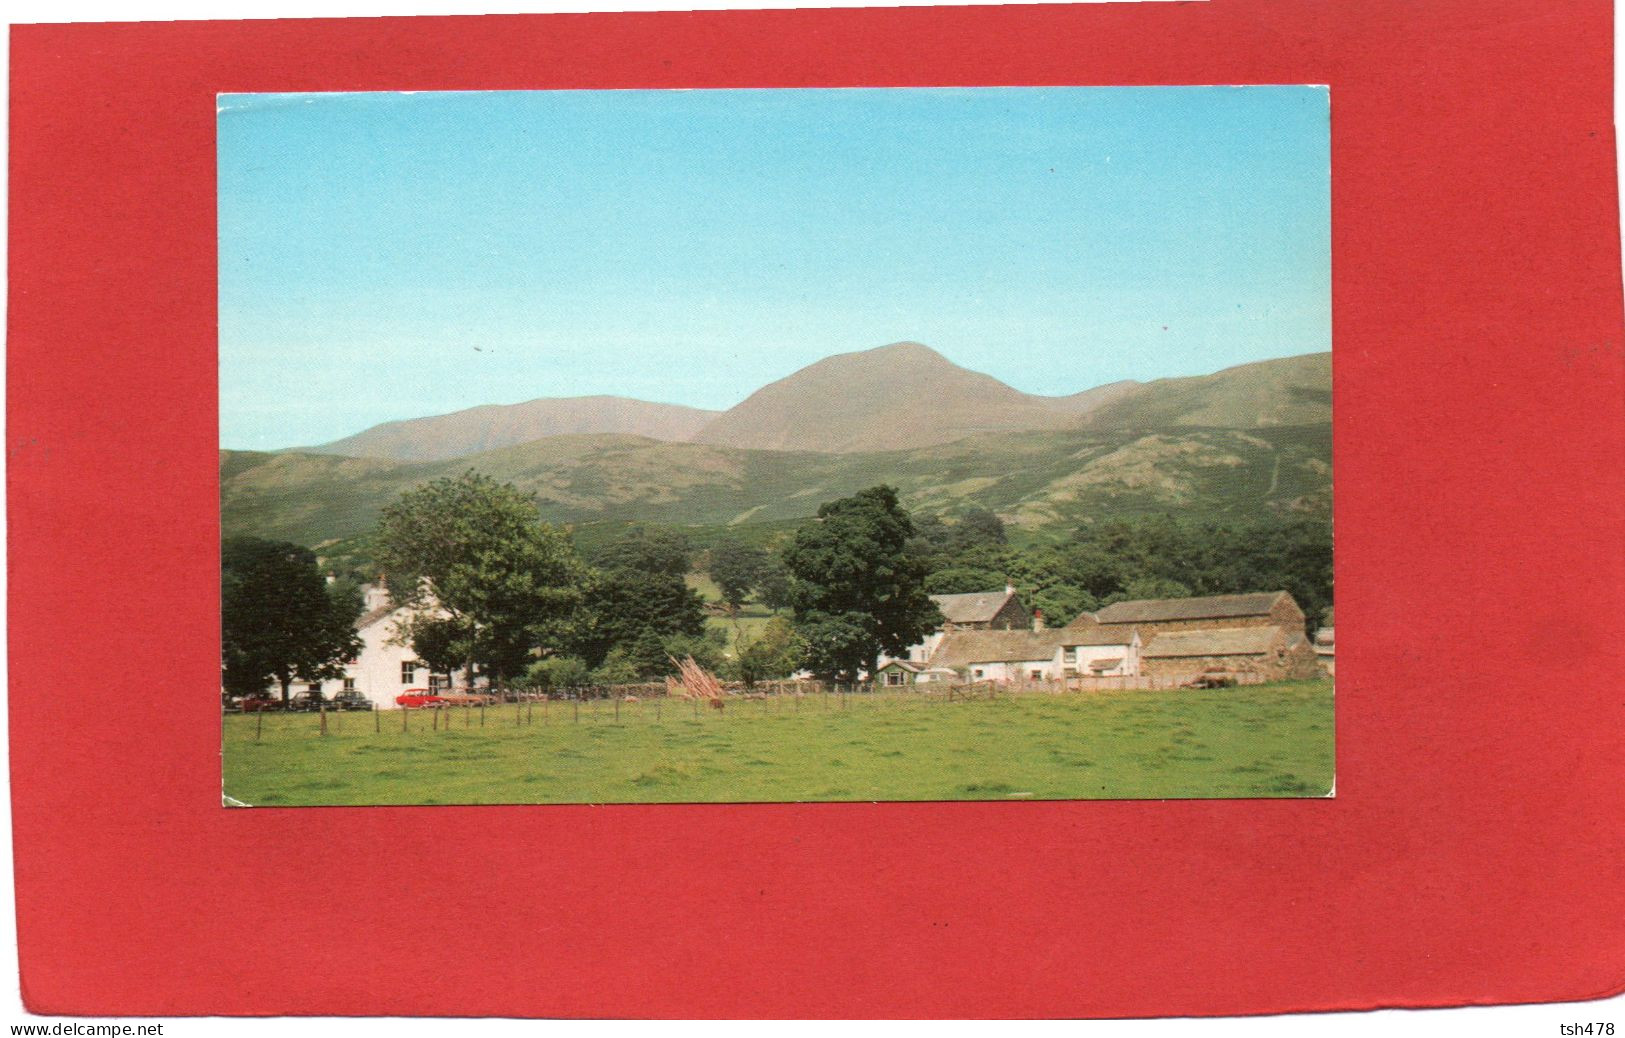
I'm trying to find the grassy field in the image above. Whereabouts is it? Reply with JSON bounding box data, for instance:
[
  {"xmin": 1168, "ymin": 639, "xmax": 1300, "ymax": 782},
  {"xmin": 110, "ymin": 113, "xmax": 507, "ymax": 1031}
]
[{"xmin": 222, "ymin": 681, "xmax": 1333, "ymax": 806}]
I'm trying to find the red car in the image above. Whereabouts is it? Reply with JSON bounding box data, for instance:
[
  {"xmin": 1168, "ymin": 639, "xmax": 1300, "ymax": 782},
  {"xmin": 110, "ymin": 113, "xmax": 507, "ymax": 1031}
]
[{"xmin": 395, "ymin": 688, "xmax": 452, "ymax": 709}]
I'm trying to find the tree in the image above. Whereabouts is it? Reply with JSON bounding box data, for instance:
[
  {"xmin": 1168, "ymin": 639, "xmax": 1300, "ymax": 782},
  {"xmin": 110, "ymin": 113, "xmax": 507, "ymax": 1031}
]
[
  {"xmin": 754, "ymin": 556, "xmax": 793, "ymax": 613},
  {"xmin": 374, "ymin": 471, "xmax": 590, "ymax": 689},
  {"xmin": 570, "ymin": 538, "xmax": 709, "ymax": 668},
  {"xmin": 524, "ymin": 655, "xmax": 592, "ymax": 692},
  {"xmin": 222, "ymin": 537, "xmax": 362, "ymax": 704},
  {"xmin": 708, "ymin": 540, "xmax": 771, "ymax": 612},
  {"xmin": 724, "ymin": 615, "xmax": 803, "ymax": 687},
  {"xmin": 952, "ymin": 506, "xmax": 1007, "ymax": 549},
  {"xmin": 782, "ymin": 486, "xmax": 942, "ymax": 683}
]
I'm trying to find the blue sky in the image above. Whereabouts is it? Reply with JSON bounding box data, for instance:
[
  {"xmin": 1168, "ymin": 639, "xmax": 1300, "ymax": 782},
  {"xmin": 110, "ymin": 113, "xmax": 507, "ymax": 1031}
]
[{"xmin": 218, "ymin": 86, "xmax": 1329, "ymax": 450}]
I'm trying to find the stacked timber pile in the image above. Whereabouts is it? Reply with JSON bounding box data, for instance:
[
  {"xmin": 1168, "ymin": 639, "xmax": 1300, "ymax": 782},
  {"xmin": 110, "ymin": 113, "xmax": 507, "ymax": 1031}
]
[{"xmin": 669, "ymin": 655, "xmax": 726, "ymax": 710}]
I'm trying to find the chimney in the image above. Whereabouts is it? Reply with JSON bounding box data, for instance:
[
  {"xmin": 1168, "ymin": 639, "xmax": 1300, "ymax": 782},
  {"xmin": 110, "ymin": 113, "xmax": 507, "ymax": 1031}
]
[
  {"xmin": 1005, "ymin": 583, "xmax": 1016, "ymax": 596},
  {"xmin": 1032, "ymin": 609, "xmax": 1046, "ymax": 632},
  {"xmin": 325, "ymin": 571, "xmax": 337, "ymax": 585}
]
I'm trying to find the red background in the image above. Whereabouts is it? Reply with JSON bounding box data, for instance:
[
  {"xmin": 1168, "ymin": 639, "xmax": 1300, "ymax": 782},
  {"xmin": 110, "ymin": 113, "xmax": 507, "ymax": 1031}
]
[{"xmin": 9, "ymin": 0, "xmax": 1624, "ymax": 1018}]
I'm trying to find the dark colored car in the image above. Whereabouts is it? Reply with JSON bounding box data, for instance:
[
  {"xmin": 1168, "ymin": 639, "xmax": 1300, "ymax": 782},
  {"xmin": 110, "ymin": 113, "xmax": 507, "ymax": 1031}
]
[{"xmin": 332, "ymin": 689, "xmax": 374, "ymax": 711}]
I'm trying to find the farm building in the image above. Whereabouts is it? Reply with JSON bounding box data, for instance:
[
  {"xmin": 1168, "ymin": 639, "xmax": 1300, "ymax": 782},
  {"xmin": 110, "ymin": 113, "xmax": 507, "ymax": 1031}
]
[
  {"xmin": 1139, "ymin": 626, "xmax": 1319, "ymax": 684},
  {"xmin": 932, "ymin": 587, "xmax": 1032, "ymax": 632},
  {"xmin": 1314, "ymin": 626, "xmax": 1334, "ymax": 676},
  {"xmin": 928, "ymin": 629, "xmax": 1067, "ymax": 683},
  {"xmin": 283, "ymin": 581, "xmax": 468, "ymax": 710},
  {"xmin": 873, "ymin": 659, "xmax": 958, "ymax": 686},
  {"xmin": 890, "ymin": 585, "xmax": 1035, "ymax": 666},
  {"xmin": 1070, "ymin": 591, "xmax": 1307, "ymax": 639},
  {"xmin": 1057, "ymin": 626, "xmax": 1142, "ymax": 678}
]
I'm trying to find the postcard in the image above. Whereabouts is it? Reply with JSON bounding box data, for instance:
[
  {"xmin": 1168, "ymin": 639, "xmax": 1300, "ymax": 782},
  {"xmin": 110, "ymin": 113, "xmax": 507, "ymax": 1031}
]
[{"xmin": 218, "ymin": 85, "xmax": 1334, "ymax": 806}]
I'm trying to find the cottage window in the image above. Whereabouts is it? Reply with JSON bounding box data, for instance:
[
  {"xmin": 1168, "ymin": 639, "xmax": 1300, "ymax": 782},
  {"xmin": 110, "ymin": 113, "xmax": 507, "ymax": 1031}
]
[
  {"xmin": 885, "ymin": 672, "xmax": 905, "ymax": 686},
  {"xmin": 342, "ymin": 678, "xmax": 356, "ymax": 692},
  {"xmin": 307, "ymin": 682, "xmax": 321, "ymax": 693},
  {"xmin": 429, "ymin": 674, "xmax": 450, "ymax": 691},
  {"xmin": 972, "ymin": 668, "xmax": 985, "ymax": 679},
  {"xmin": 400, "ymin": 662, "xmax": 416, "ymax": 684},
  {"xmin": 1030, "ymin": 669, "xmax": 1043, "ymax": 681}
]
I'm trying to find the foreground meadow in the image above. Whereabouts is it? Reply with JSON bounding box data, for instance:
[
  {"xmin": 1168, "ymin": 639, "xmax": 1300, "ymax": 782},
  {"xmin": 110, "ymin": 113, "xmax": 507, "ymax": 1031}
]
[{"xmin": 222, "ymin": 681, "xmax": 1333, "ymax": 806}]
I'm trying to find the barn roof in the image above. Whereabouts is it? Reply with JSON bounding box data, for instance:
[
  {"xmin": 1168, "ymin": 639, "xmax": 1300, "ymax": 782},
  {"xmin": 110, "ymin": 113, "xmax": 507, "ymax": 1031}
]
[
  {"xmin": 928, "ymin": 630, "xmax": 1062, "ymax": 668},
  {"xmin": 930, "ymin": 589, "xmax": 1019, "ymax": 625},
  {"xmin": 1059, "ymin": 627, "xmax": 1141, "ymax": 647},
  {"xmin": 1142, "ymin": 626, "xmax": 1284, "ymax": 658},
  {"xmin": 1094, "ymin": 591, "xmax": 1291, "ymax": 626}
]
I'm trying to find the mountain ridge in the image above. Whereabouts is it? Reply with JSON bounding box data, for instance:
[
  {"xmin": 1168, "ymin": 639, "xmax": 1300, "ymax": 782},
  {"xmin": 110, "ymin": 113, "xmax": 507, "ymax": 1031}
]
[
  {"xmin": 284, "ymin": 342, "xmax": 1329, "ymax": 461},
  {"xmin": 300, "ymin": 395, "xmax": 720, "ymax": 462}
]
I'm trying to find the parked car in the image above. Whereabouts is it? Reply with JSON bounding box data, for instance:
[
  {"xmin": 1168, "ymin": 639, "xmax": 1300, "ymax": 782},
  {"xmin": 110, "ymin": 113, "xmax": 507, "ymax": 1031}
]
[
  {"xmin": 396, "ymin": 688, "xmax": 452, "ymax": 709},
  {"xmin": 289, "ymin": 693, "xmax": 327, "ymax": 712},
  {"xmin": 331, "ymin": 689, "xmax": 374, "ymax": 711},
  {"xmin": 238, "ymin": 696, "xmax": 283, "ymax": 712}
]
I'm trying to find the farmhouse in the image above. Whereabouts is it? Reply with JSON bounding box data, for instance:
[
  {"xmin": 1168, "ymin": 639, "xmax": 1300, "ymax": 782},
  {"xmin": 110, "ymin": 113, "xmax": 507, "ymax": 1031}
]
[
  {"xmin": 1056, "ymin": 626, "xmax": 1142, "ymax": 678},
  {"xmin": 890, "ymin": 585, "xmax": 1034, "ymax": 666},
  {"xmin": 1139, "ymin": 626, "xmax": 1319, "ymax": 684},
  {"xmin": 928, "ymin": 629, "xmax": 1067, "ymax": 683},
  {"xmin": 1071, "ymin": 590, "xmax": 1306, "ymax": 638},
  {"xmin": 289, "ymin": 581, "xmax": 465, "ymax": 710}
]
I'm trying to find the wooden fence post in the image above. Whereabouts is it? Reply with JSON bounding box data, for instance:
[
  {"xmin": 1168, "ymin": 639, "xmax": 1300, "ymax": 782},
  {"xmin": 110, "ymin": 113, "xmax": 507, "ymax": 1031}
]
[
  {"xmin": 319, "ymin": 706, "xmax": 327, "ymax": 737},
  {"xmin": 255, "ymin": 710, "xmax": 263, "ymax": 742},
  {"xmin": 374, "ymin": 708, "xmax": 380, "ymax": 733},
  {"xmin": 432, "ymin": 708, "xmax": 439, "ymax": 731}
]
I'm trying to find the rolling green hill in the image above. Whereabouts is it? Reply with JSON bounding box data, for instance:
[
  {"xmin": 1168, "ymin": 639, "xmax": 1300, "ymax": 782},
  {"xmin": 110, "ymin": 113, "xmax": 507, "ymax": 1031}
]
[{"xmin": 222, "ymin": 422, "xmax": 1330, "ymax": 550}]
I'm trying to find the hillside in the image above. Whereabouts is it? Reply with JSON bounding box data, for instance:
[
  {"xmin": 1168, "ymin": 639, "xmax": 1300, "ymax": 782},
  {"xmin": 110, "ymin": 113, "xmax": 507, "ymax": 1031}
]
[
  {"xmin": 302, "ymin": 396, "xmax": 720, "ymax": 461},
  {"xmin": 689, "ymin": 341, "xmax": 1135, "ymax": 453},
  {"xmin": 1082, "ymin": 352, "xmax": 1331, "ymax": 430},
  {"xmin": 223, "ymin": 422, "xmax": 1330, "ymax": 549}
]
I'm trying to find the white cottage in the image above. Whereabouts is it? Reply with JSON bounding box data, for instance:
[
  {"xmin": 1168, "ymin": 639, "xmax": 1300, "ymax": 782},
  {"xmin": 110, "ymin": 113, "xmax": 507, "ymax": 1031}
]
[
  {"xmin": 287, "ymin": 583, "xmax": 464, "ymax": 710},
  {"xmin": 1057, "ymin": 627, "xmax": 1142, "ymax": 678}
]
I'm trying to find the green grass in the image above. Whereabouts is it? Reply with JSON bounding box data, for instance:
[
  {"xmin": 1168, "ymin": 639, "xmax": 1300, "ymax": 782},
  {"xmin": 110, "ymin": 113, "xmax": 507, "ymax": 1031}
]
[{"xmin": 223, "ymin": 681, "xmax": 1333, "ymax": 806}]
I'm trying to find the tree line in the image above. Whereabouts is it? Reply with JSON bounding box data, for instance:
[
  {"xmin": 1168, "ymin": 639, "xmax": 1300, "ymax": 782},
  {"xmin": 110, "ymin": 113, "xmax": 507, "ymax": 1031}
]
[{"xmin": 222, "ymin": 472, "xmax": 1332, "ymax": 702}]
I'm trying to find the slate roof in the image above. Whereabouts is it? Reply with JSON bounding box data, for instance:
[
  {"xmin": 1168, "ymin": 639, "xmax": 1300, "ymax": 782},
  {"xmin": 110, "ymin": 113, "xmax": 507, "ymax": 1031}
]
[
  {"xmin": 355, "ymin": 603, "xmax": 398, "ymax": 631},
  {"xmin": 930, "ymin": 589, "xmax": 1018, "ymax": 625},
  {"xmin": 928, "ymin": 630, "xmax": 1063, "ymax": 668},
  {"xmin": 1059, "ymin": 627, "xmax": 1140, "ymax": 647},
  {"xmin": 1141, "ymin": 626, "xmax": 1285, "ymax": 659},
  {"xmin": 1093, "ymin": 592, "xmax": 1290, "ymax": 626}
]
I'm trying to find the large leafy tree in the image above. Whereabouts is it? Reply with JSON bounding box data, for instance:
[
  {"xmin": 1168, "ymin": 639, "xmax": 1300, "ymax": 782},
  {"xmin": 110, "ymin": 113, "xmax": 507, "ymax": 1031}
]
[
  {"xmin": 572, "ymin": 527, "xmax": 708, "ymax": 668},
  {"xmin": 222, "ymin": 537, "xmax": 362, "ymax": 704},
  {"xmin": 783, "ymin": 486, "xmax": 941, "ymax": 683},
  {"xmin": 374, "ymin": 471, "xmax": 590, "ymax": 688},
  {"xmin": 707, "ymin": 539, "xmax": 772, "ymax": 612}
]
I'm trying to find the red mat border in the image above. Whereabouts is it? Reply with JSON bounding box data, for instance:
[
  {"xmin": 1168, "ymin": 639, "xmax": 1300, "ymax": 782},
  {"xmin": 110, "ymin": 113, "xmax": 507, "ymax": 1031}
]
[{"xmin": 9, "ymin": 0, "xmax": 1625, "ymax": 1018}]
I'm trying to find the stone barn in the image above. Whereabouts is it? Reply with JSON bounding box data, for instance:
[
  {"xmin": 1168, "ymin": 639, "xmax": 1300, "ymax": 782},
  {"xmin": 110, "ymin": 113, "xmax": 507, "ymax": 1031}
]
[
  {"xmin": 1140, "ymin": 626, "xmax": 1319, "ymax": 684},
  {"xmin": 1076, "ymin": 591, "xmax": 1307, "ymax": 638},
  {"xmin": 931, "ymin": 587, "xmax": 1032, "ymax": 632}
]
